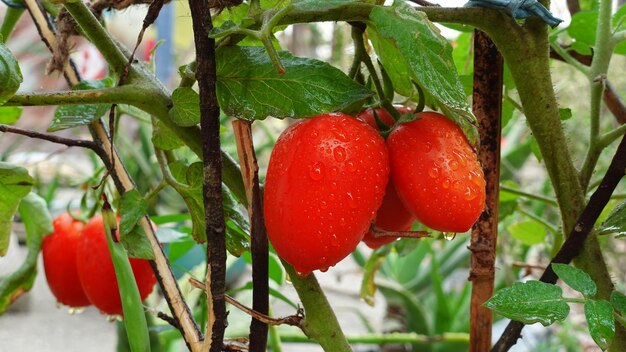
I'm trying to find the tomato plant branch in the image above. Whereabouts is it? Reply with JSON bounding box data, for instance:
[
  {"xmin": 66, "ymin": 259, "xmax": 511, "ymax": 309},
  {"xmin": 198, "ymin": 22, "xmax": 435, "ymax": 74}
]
[
  {"xmin": 281, "ymin": 262, "xmax": 352, "ymax": 352},
  {"xmin": 499, "ymin": 184, "xmax": 558, "ymax": 206},
  {"xmin": 187, "ymin": 1, "xmax": 228, "ymax": 350},
  {"xmin": 232, "ymin": 120, "xmax": 270, "ymax": 352}
]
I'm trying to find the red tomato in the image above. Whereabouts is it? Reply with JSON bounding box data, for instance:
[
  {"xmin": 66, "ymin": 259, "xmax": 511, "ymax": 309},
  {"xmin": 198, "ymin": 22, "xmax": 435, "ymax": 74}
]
[
  {"xmin": 264, "ymin": 113, "xmax": 389, "ymax": 276},
  {"xmin": 361, "ymin": 182, "xmax": 415, "ymax": 248},
  {"xmin": 42, "ymin": 213, "xmax": 91, "ymax": 308},
  {"xmin": 387, "ymin": 112, "xmax": 485, "ymax": 233},
  {"xmin": 76, "ymin": 215, "xmax": 157, "ymax": 316}
]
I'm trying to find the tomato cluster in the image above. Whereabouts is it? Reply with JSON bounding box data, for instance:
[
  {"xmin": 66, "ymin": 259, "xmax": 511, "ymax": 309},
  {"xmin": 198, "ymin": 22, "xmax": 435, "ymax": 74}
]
[
  {"xmin": 264, "ymin": 109, "xmax": 485, "ymax": 274},
  {"xmin": 42, "ymin": 213, "xmax": 156, "ymax": 315}
]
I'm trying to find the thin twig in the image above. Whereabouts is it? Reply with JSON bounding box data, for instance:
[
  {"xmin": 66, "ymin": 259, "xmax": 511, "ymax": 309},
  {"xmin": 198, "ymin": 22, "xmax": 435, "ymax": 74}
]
[
  {"xmin": 407, "ymin": 0, "xmax": 440, "ymax": 6},
  {"xmin": 511, "ymin": 262, "xmax": 546, "ymax": 271},
  {"xmin": 370, "ymin": 228, "xmax": 431, "ymax": 239},
  {"xmin": 232, "ymin": 120, "xmax": 269, "ymax": 352},
  {"xmin": 0, "ymin": 124, "xmax": 100, "ymax": 151},
  {"xmin": 189, "ymin": 277, "xmax": 303, "ymax": 327},
  {"xmin": 492, "ymin": 133, "xmax": 626, "ymax": 351}
]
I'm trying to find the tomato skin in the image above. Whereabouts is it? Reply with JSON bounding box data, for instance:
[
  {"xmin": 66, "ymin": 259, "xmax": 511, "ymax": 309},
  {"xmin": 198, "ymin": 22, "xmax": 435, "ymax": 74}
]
[
  {"xmin": 42, "ymin": 213, "xmax": 91, "ymax": 308},
  {"xmin": 76, "ymin": 215, "xmax": 157, "ymax": 315},
  {"xmin": 387, "ymin": 112, "xmax": 486, "ymax": 233},
  {"xmin": 361, "ymin": 182, "xmax": 415, "ymax": 248},
  {"xmin": 264, "ymin": 113, "xmax": 389, "ymax": 276}
]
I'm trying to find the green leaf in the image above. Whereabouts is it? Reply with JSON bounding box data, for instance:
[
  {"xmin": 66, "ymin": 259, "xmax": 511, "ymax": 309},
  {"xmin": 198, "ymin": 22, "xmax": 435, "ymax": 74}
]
[
  {"xmin": 0, "ymin": 42, "xmax": 22, "ymax": 105},
  {"xmin": 551, "ymin": 263, "xmax": 597, "ymax": 298},
  {"xmin": 119, "ymin": 189, "xmax": 153, "ymax": 260},
  {"xmin": 48, "ymin": 78, "xmax": 114, "ymax": 132},
  {"xmin": 599, "ymin": 200, "xmax": 626, "ymax": 237},
  {"xmin": 611, "ymin": 291, "xmax": 626, "ymax": 314},
  {"xmin": 0, "ymin": 106, "xmax": 22, "ymax": 124},
  {"xmin": 155, "ymin": 227, "xmax": 188, "ymax": 243},
  {"xmin": 367, "ymin": 3, "xmax": 475, "ymax": 138},
  {"xmin": 152, "ymin": 119, "xmax": 184, "ymax": 150},
  {"xmin": 169, "ymin": 87, "xmax": 200, "ymax": 127},
  {"xmin": 568, "ymin": 9, "xmax": 626, "ymax": 55},
  {"xmin": 216, "ymin": 46, "xmax": 371, "ymax": 119},
  {"xmin": 507, "ymin": 220, "xmax": 546, "ymax": 246},
  {"xmin": 0, "ymin": 163, "xmax": 35, "ymax": 256},
  {"xmin": 360, "ymin": 249, "xmax": 386, "ymax": 306},
  {"xmin": 121, "ymin": 225, "xmax": 155, "ymax": 260},
  {"xmin": 584, "ymin": 300, "xmax": 615, "ymax": 350},
  {"xmin": 268, "ymin": 253, "xmax": 285, "ymax": 285},
  {"xmin": 559, "ymin": 108, "xmax": 572, "ymax": 121},
  {"xmin": 484, "ymin": 281, "xmax": 569, "ymax": 326},
  {"xmin": 0, "ymin": 193, "xmax": 51, "ymax": 315}
]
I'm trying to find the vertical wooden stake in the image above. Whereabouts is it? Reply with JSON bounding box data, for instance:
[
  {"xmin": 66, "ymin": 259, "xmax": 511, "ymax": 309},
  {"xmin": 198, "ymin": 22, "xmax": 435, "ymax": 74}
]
[
  {"xmin": 233, "ymin": 120, "xmax": 270, "ymax": 352},
  {"xmin": 469, "ymin": 29, "xmax": 503, "ymax": 352}
]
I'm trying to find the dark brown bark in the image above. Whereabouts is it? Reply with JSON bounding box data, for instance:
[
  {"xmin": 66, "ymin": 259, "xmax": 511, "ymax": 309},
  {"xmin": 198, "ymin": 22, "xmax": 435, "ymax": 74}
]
[
  {"xmin": 232, "ymin": 120, "xmax": 269, "ymax": 352},
  {"xmin": 469, "ymin": 30, "xmax": 503, "ymax": 352},
  {"xmin": 187, "ymin": 1, "xmax": 227, "ymax": 351}
]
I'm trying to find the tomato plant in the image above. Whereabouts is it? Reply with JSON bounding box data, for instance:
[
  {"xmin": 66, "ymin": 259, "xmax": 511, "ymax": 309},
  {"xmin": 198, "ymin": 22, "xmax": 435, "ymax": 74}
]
[
  {"xmin": 264, "ymin": 113, "xmax": 388, "ymax": 275},
  {"xmin": 42, "ymin": 213, "xmax": 91, "ymax": 308},
  {"xmin": 75, "ymin": 215, "xmax": 156, "ymax": 316},
  {"xmin": 387, "ymin": 112, "xmax": 486, "ymax": 233}
]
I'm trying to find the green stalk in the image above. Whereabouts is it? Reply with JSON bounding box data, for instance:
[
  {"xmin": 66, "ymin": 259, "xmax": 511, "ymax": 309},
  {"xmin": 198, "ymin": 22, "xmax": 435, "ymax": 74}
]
[
  {"xmin": 500, "ymin": 184, "xmax": 558, "ymax": 206},
  {"xmin": 0, "ymin": 7, "xmax": 24, "ymax": 43},
  {"xmin": 282, "ymin": 261, "xmax": 351, "ymax": 352},
  {"xmin": 278, "ymin": 332, "xmax": 470, "ymax": 345},
  {"xmin": 101, "ymin": 207, "xmax": 150, "ymax": 352}
]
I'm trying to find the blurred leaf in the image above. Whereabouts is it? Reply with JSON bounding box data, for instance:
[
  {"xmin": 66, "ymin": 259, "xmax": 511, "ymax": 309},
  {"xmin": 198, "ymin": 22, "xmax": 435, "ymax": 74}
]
[
  {"xmin": 49, "ymin": 78, "xmax": 114, "ymax": 132},
  {"xmin": 484, "ymin": 281, "xmax": 569, "ymax": 326},
  {"xmin": 452, "ymin": 32, "xmax": 473, "ymax": 74},
  {"xmin": 268, "ymin": 253, "xmax": 285, "ymax": 285},
  {"xmin": 611, "ymin": 291, "xmax": 626, "ymax": 315},
  {"xmin": 377, "ymin": 278, "xmax": 432, "ymax": 336},
  {"xmin": 430, "ymin": 250, "xmax": 452, "ymax": 333},
  {"xmin": 501, "ymin": 99, "xmax": 514, "ymax": 128},
  {"xmin": 150, "ymin": 213, "xmax": 191, "ymax": 225},
  {"xmin": 0, "ymin": 162, "xmax": 34, "ymax": 256},
  {"xmin": 367, "ymin": 3, "xmax": 476, "ymax": 142},
  {"xmin": 360, "ymin": 249, "xmax": 386, "ymax": 306},
  {"xmin": 529, "ymin": 136, "xmax": 543, "ymax": 162},
  {"xmin": 599, "ymin": 200, "xmax": 626, "ymax": 237},
  {"xmin": 0, "ymin": 193, "xmax": 51, "ymax": 314},
  {"xmin": 169, "ymin": 87, "xmax": 200, "ymax": 127},
  {"xmin": 584, "ymin": 300, "xmax": 615, "ymax": 350},
  {"xmin": 0, "ymin": 106, "xmax": 21, "ymax": 124},
  {"xmin": 152, "ymin": 119, "xmax": 184, "ymax": 150},
  {"xmin": 507, "ymin": 220, "xmax": 546, "ymax": 246},
  {"xmin": 216, "ymin": 46, "xmax": 371, "ymax": 120},
  {"xmin": 0, "ymin": 42, "xmax": 22, "ymax": 105},
  {"xmin": 552, "ymin": 263, "xmax": 597, "ymax": 298},
  {"xmin": 229, "ymin": 281, "xmax": 298, "ymax": 309},
  {"xmin": 119, "ymin": 190, "xmax": 153, "ymax": 260},
  {"xmin": 559, "ymin": 108, "xmax": 572, "ymax": 121},
  {"xmin": 568, "ymin": 9, "xmax": 626, "ymax": 55},
  {"xmin": 155, "ymin": 227, "xmax": 188, "ymax": 243}
]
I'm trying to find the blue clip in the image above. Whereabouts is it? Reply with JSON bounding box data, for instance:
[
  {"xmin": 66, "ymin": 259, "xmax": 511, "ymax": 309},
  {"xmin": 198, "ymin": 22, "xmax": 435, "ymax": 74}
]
[{"xmin": 465, "ymin": 0, "xmax": 563, "ymax": 28}]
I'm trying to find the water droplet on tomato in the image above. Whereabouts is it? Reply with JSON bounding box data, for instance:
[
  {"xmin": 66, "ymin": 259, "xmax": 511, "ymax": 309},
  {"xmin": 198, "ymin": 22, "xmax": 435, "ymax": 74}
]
[
  {"xmin": 333, "ymin": 146, "xmax": 346, "ymax": 161},
  {"xmin": 346, "ymin": 161, "xmax": 356, "ymax": 172},
  {"xmin": 450, "ymin": 160, "xmax": 460, "ymax": 171},
  {"xmin": 443, "ymin": 232, "xmax": 456, "ymax": 241},
  {"xmin": 332, "ymin": 129, "xmax": 348, "ymax": 142},
  {"xmin": 422, "ymin": 142, "xmax": 432, "ymax": 152},
  {"xmin": 331, "ymin": 167, "xmax": 338, "ymax": 177},
  {"xmin": 320, "ymin": 200, "xmax": 328, "ymax": 209},
  {"xmin": 347, "ymin": 192, "xmax": 357, "ymax": 209},
  {"xmin": 464, "ymin": 186, "xmax": 478, "ymax": 200},
  {"xmin": 428, "ymin": 167, "xmax": 439, "ymax": 178},
  {"xmin": 442, "ymin": 179, "xmax": 450, "ymax": 189},
  {"xmin": 309, "ymin": 162, "xmax": 324, "ymax": 181},
  {"xmin": 319, "ymin": 266, "xmax": 329, "ymax": 273}
]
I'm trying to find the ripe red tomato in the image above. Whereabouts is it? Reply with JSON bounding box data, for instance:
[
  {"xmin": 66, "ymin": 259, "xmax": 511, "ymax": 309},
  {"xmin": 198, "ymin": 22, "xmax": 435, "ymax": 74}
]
[
  {"xmin": 42, "ymin": 213, "xmax": 91, "ymax": 308},
  {"xmin": 387, "ymin": 112, "xmax": 485, "ymax": 233},
  {"xmin": 76, "ymin": 215, "xmax": 157, "ymax": 316},
  {"xmin": 361, "ymin": 183, "xmax": 415, "ymax": 249},
  {"xmin": 264, "ymin": 113, "xmax": 389, "ymax": 276},
  {"xmin": 357, "ymin": 106, "xmax": 416, "ymax": 249}
]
